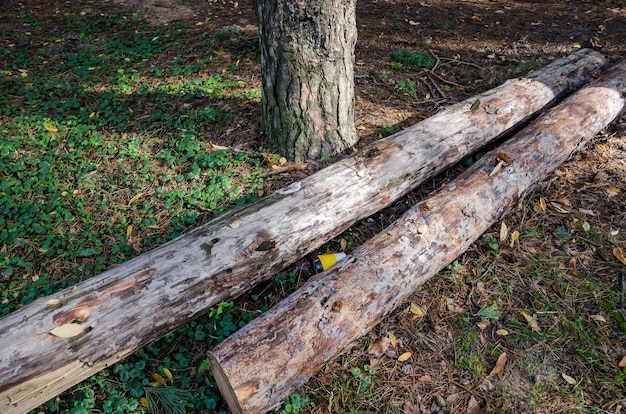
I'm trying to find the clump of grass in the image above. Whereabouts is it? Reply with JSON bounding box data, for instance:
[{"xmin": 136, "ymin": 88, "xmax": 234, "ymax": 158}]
[{"xmin": 392, "ymin": 49, "xmax": 436, "ymax": 69}]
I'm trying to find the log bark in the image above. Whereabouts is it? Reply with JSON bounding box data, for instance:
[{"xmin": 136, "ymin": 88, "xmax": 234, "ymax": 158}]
[
  {"xmin": 207, "ymin": 57, "xmax": 626, "ymax": 413},
  {"xmin": 0, "ymin": 50, "xmax": 605, "ymax": 414},
  {"xmin": 258, "ymin": 0, "xmax": 358, "ymax": 161}
]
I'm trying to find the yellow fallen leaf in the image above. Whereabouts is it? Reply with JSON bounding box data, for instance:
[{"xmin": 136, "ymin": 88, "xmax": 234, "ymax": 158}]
[
  {"xmin": 50, "ymin": 323, "xmax": 83, "ymax": 338},
  {"xmin": 139, "ymin": 397, "xmax": 148, "ymax": 408},
  {"xmin": 126, "ymin": 224, "xmax": 133, "ymax": 239},
  {"xmin": 152, "ymin": 373, "xmax": 166, "ymax": 385},
  {"xmin": 510, "ymin": 230, "xmax": 520, "ymax": 248},
  {"xmin": 499, "ymin": 222, "xmax": 508, "ymax": 242},
  {"xmin": 561, "ymin": 373, "xmax": 577, "ymax": 385},
  {"xmin": 388, "ymin": 333, "xmax": 397, "ymax": 348},
  {"xmin": 213, "ymin": 50, "xmax": 226, "ymax": 57},
  {"xmin": 89, "ymin": 112, "xmax": 96, "ymax": 118},
  {"xmin": 44, "ymin": 121, "xmax": 58, "ymax": 132},
  {"xmin": 533, "ymin": 197, "xmax": 547, "ymax": 212},
  {"xmin": 582, "ymin": 221, "xmax": 591, "ymax": 232},
  {"xmin": 410, "ymin": 302, "xmax": 426, "ymax": 318},
  {"xmin": 520, "ymin": 311, "xmax": 541, "ymax": 332},
  {"xmin": 613, "ymin": 247, "xmax": 626, "ymax": 265},
  {"xmin": 398, "ymin": 352, "xmax": 412, "ymax": 362},
  {"xmin": 163, "ymin": 367, "xmax": 173, "ymax": 382},
  {"xmin": 596, "ymin": 143, "xmax": 608, "ymax": 151},
  {"xmin": 619, "ymin": 355, "xmax": 626, "ymax": 367},
  {"xmin": 495, "ymin": 10, "xmax": 505, "ymax": 14},
  {"xmin": 496, "ymin": 329, "xmax": 509, "ymax": 336},
  {"xmin": 490, "ymin": 352, "xmax": 507, "ymax": 375},
  {"xmin": 128, "ymin": 192, "xmax": 144, "ymax": 206}
]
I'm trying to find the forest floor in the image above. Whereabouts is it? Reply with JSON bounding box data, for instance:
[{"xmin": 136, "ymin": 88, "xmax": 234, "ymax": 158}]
[{"xmin": 1, "ymin": 0, "xmax": 625, "ymax": 413}]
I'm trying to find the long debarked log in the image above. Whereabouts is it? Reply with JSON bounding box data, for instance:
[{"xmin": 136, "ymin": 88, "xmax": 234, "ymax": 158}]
[
  {"xmin": 0, "ymin": 50, "xmax": 606, "ymax": 413},
  {"xmin": 207, "ymin": 58, "xmax": 626, "ymax": 413}
]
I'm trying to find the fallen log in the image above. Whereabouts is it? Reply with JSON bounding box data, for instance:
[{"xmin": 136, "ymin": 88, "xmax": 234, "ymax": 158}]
[
  {"xmin": 207, "ymin": 57, "xmax": 626, "ymax": 413},
  {"xmin": 0, "ymin": 49, "xmax": 605, "ymax": 414}
]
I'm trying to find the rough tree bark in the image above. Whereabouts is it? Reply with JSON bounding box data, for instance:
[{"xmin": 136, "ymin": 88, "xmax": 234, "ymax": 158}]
[
  {"xmin": 0, "ymin": 50, "xmax": 605, "ymax": 414},
  {"xmin": 207, "ymin": 58, "xmax": 626, "ymax": 414},
  {"xmin": 257, "ymin": 0, "xmax": 358, "ymax": 161}
]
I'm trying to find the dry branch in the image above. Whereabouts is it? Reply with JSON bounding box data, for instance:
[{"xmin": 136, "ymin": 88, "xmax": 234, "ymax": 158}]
[
  {"xmin": 207, "ymin": 57, "xmax": 626, "ymax": 413},
  {"xmin": 0, "ymin": 49, "xmax": 606, "ymax": 414}
]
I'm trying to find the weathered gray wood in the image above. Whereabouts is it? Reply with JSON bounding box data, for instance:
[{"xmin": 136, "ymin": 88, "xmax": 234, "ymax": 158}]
[
  {"xmin": 207, "ymin": 57, "xmax": 626, "ymax": 413},
  {"xmin": 0, "ymin": 49, "xmax": 606, "ymax": 414}
]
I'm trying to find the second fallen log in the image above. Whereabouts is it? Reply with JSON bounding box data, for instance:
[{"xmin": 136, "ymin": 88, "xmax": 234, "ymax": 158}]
[{"xmin": 207, "ymin": 57, "xmax": 626, "ymax": 413}]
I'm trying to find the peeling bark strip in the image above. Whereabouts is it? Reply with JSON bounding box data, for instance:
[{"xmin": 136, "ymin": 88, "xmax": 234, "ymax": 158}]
[
  {"xmin": 258, "ymin": 0, "xmax": 358, "ymax": 161},
  {"xmin": 208, "ymin": 57, "xmax": 626, "ymax": 414},
  {"xmin": 0, "ymin": 50, "xmax": 606, "ymax": 414}
]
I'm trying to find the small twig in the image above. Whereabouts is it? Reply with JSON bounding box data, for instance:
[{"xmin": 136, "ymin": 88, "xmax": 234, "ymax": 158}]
[
  {"xmin": 428, "ymin": 48, "xmax": 441, "ymax": 73},
  {"xmin": 429, "ymin": 71, "xmax": 465, "ymax": 89},
  {"xmin": 441, "ymin": 57, "xmax": 483, "ymax": 70},
  {"xmin": 425, "ymin": 74, "xmax": 447, "ymax": 101},
  {"xmin": 258, "ymin": 163, "xmax": 309, "ymax": 178}
]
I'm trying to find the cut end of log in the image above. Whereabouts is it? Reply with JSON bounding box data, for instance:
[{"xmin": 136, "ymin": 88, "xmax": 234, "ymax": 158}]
[{"xmin": 207, "ymin": 352, "xmax": 244, "ymax": 414}]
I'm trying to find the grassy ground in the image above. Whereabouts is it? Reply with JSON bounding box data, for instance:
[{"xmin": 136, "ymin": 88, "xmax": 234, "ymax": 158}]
[{"xmin": 1, "ymin": 0, "xmax": 625, "ymax": 413}]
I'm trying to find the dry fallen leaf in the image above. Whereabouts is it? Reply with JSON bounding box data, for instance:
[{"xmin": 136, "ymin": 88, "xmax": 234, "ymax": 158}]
[
  {"xmin": 613, "ymin": 247, "xmax": 626, "ymax": 265},
  {"xmin": 410, "ymin": 302, "xmax": 426, "ymax": 318},
  {"xmin": 533, "ymin": 197, "xmax": 547, "ymax": 212},
  {"xmin": 340, "ymin": 238, "xmax": 347, "ymax": 251},
  {"xmin": 50, "ymin": 323, "xmax": 83, "ymax": 338},
  {"xmin": 128, "ymin": 192, "xmax": 144, "ymax": 206},
  {"xmin": 520, "ymin": 311, "xmax": 541, "ymax": 332},
  {"xmin": 561, "ymin": 373, "xmax": 577, "ymax": 385},
  {"xmin": 230, "ymin": 220, "xmax": 241, "ymax": 229},
  {"xmin": 496, "ymin": 328, "xmax": 509, "ymax": 336},
  {"xmin": 596, "ymin": 143, "xmax": 608, "ymax": 151},
  {"xmin": 126, "ymin": 224, "xmax": 133, "ymax": 240},
  {"xmin": 490, "ymin": 352, "xmax": 507, "ymax": 375},
  {"xmin": 590, "ymin": 314, "xmax": 606, "ymax": 323},
  {"xmin": 466, "ymin": 395, "xmax": 482, "ymax": 414},
  {"xmin": 510, "ymin": 230, "xmax": 520, "ymax": 248},
  {"xmin": 418, "ymin": 374, "xmax": 433, "ymax": 382},
  {"xmin": 606, "ymin": 187, "xmax": 620, "ymax": 197},
  {"xmin": 152, "ymin": 373, "xmax": 167, "ymax": 385},
  {"xmin": 163, "ymin": 367, "xmax": 173, "ymax": 382},
  {"xmin": 476, "ymin": 320, "xmax": 490, "ymax": 330},
  {"xmin": 44, "ymin": 121, "xmax": 58, "ymax": 132},
  {"xmin": 368, "ymin": 337, "xmax": 390, "ymax": 357},
  {"xmin": 398, "ymin": 351, "xmax": 412, "ymax": 362},
  {"xmin": 568, "ymin": 257, "xmax": 579, "ymax": 276},
  {"xmin": 582, "ymin": 221, "xmax": 591, "ymax": 232},
  {"xmin": 389, "ymin": 333, "xmax": 397, "ymax": 348},
  {"xmin": 619, "ymin": 355, "xmax": 626, "ymax": 367},
  {"xmin": 499, "ymin": 222, "xmax": 508, "ymax": 242}
]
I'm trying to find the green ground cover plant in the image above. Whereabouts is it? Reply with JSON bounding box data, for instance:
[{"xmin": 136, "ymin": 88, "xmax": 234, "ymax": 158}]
[{"xmin": 0, "ymin": 8, "xmax": 274, "ymax": 413}]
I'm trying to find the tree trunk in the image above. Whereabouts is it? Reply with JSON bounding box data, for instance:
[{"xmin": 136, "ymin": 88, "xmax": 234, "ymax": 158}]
[
  {"xmin": 257, "ymin": 0, "xmax": 358, "ymax": 161},
  {"xmin": 0, "ymin": 50, "xmax": 606, "ymax": 414},
  {"xmin": 207, "ymin": 58, "xmax": 626, "ymax": 414}
]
